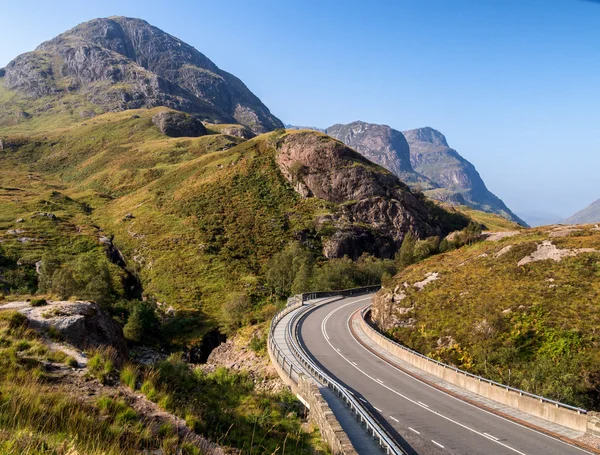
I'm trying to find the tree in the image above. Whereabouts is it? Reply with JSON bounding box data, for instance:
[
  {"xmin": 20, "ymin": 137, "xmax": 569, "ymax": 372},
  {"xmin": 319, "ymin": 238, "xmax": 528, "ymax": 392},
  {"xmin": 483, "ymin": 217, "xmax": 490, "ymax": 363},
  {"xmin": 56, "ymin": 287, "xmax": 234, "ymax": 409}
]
[
  {"xmin": 123, "ymin": 300, "xmax": 161, "ymax": 344},
  {"xmin": 266, "ymin": 242, "xmax": 313, "ymax": 296},
  {"xmin": 396, "ymin": 232, "xmax": 416, "ymax": 268},
  {"xmin": 219, "ymin": 292, "xmax": 251, "ymax": 334}
]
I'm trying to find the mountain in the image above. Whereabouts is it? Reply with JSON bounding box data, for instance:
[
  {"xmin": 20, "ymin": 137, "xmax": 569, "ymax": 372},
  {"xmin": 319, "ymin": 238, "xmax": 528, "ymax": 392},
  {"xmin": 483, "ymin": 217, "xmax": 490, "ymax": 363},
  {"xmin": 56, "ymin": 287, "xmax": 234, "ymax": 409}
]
[
  {"xmin": 326, "ymin": 122, "xmax": 525, "ymax": 225},
  {"xmin": 565, "ymin": 199, "xmax": 600, "ymax": 224},
  {"xmin": 325, "ymin": 121, "xmax": 435, "ymax": 188},
  {"xmin": 516, "ymin": 210, "xmax": 564, "ymax": 227},
  {"xmin": 0, "ymin": 16, "xmax": 283, "ymax": 133}
]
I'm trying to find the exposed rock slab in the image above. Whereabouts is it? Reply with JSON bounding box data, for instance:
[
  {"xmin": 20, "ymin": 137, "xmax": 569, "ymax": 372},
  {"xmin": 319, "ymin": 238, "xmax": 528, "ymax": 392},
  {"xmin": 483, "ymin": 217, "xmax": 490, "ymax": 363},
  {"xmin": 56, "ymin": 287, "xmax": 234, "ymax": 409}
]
[{"xmin": 517, "ymin": 240, "xmax": 597, "ymax": 266}]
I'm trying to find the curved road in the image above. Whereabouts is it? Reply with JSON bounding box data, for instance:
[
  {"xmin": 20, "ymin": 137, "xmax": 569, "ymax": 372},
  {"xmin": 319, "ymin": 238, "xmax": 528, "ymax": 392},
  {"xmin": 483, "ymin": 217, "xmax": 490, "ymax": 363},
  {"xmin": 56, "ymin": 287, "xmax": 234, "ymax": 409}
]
[{"xmin": 298, "ymin": 295, "xmax": 592, "ymax": 455}]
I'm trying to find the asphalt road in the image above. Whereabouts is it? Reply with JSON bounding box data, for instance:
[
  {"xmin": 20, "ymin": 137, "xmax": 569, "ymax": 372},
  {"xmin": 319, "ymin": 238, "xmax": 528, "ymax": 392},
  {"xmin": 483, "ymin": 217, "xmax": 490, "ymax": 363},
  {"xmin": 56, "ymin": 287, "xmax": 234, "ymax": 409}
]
[{"xmin": 298, "ymin": 295, "xmax": 593, "ymax": 455}]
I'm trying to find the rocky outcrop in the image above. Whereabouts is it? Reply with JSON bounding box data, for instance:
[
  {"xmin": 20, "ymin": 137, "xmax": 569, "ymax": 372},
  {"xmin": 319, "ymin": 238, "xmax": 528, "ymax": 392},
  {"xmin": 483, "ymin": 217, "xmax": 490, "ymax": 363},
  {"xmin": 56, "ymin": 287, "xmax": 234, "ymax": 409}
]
[
  {"xmin": 276, "ymin": 131, "xmax": 466, "ymax": 259},
  {"xmin": 403, "ymin": 127, "xmax": 526, "ymax": 225},
  {"xmin": 2, "ymin": 300, "xmax": 127, "ymax": 358},
  {"xmin": 326, "ymin": 121, "xmax": 434, "ymax": 188},
  {"xmin": 152, "ymin": 111, "xmax": 207, "ymax": 137},
  {"xmin": 2, "ymin": 16, "xmax": 283, "ymax": 133},
  {"xmin": 326, "ymin": 122, "xmax": 524, "ymax": 225},
  {"xmin": 565, "ymin": 199, "xmax": 600, "ymax": 225}
]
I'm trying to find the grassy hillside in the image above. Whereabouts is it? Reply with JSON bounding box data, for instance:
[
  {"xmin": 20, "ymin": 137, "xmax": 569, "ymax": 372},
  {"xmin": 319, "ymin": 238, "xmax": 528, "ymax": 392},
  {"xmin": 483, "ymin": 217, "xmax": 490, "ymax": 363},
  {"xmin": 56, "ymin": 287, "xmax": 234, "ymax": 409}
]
[{"xmin": 373, "ymin": 224, "xmax": 600, "ymax": 409}]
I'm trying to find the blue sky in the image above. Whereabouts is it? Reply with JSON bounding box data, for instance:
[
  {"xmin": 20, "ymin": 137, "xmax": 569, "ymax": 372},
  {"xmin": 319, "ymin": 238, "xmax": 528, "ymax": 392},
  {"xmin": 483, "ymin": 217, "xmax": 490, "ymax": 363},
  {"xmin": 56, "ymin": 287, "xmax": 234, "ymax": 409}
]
[{"xmin": 2, "ymin": 0, "xmax": 599, "ymax": 219}]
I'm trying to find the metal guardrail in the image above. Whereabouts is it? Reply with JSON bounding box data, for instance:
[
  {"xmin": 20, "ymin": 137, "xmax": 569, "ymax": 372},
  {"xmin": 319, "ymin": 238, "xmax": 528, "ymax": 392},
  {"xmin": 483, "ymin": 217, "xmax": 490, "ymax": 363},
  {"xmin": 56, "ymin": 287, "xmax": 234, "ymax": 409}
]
[
  {"xmin": 302, "ymin": 285, "xmax": 381, "ymax": 302},
  {"xmin": 268, "ymin": 300, "xmax": 305, "ymax": 384},
  {"xmin": 361, "ymin": 307, "xmax": 587, "ymax": 415},
  {"xmin": 269, "ymin": 294, "xmax": 406, "ymax": 455}
]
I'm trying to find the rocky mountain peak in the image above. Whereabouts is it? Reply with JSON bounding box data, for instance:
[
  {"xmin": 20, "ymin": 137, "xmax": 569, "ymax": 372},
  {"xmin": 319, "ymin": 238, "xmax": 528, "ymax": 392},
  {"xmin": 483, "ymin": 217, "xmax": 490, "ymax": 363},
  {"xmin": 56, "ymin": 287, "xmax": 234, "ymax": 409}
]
[
  {"xmin": 325, "ymin": 120, "xmax": 433, "ymax": 187},
  {"xmin": 403, "ymin": 127, "xmax": 449, "ymax": 147},
  {"xmin": 1, "ymin": 16, "xmax": 283, "ymax": 133}
]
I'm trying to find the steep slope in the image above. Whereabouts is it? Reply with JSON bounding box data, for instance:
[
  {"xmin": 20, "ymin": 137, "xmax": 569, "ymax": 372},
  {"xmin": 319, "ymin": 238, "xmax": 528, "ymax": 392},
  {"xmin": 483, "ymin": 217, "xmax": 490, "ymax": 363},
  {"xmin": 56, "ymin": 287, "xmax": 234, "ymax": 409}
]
[
  {"xmin": 403, "ymin": 127, "xmax": 526, "ymax": 225},
  {"xmin": 0, "ymin": 16, "xmax": 283, "ymax": 133},
  {"xmin": 326, "ymin": 122, "xmax": 524, "ymax": 225},
  {"xmin": 276, "ymin": 130, "xmax": 466, "ymax": 259},
  {"xmin": 325, "ymin": 121, "xmax": 434, "ymax": 188},
  {"xmin": 372, "ymin": 224, "xmax": 600, "ymax": 409},
  {"xmin": 0, "ymin": 108, "xmax": 467, "ymax": 339},
  {"xmin": 565, "ymin": 199, "xmax": 600, "ymax": 224}
]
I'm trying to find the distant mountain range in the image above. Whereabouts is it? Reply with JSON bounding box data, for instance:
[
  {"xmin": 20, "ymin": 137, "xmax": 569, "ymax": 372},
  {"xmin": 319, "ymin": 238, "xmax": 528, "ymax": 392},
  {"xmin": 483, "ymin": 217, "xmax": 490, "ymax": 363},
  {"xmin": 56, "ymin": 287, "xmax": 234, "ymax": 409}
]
[
  {"xmin": 564, "ymin": 199, "xmax": 600, "ymax": 225},
  {"xmin": 323, "ymin": 121, "xmax": 525, "ymax": 225}
]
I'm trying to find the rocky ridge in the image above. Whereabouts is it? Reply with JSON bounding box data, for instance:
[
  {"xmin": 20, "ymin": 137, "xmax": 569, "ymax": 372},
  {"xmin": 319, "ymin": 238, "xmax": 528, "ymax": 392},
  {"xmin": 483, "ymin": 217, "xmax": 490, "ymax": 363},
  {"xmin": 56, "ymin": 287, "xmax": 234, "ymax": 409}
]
[
  {"xmin": 0, "ymin": 16, "xmax": 283, "ymax": 133},
  {"xmin": 326, "ymin": 121, "xmax": 524, "ymax": 225},
  {"xmin": 275, "ymin": 131, "xmax": 466, "ymax": 259}
]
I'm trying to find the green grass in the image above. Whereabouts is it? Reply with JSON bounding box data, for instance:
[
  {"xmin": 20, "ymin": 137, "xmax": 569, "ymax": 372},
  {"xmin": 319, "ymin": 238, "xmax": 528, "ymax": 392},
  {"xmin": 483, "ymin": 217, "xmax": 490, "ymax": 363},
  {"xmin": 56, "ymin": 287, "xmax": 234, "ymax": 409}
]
[
  {"xmin": 134, "ymin": 354, "xmax": 324, "ymax": 454},
  {"xmin": 375, "ymin": 225, "xmax": 600, "ymax": 409},
  {"xmin": 0, "ymin": 310, "xmax": 205, "ymax": 455}
]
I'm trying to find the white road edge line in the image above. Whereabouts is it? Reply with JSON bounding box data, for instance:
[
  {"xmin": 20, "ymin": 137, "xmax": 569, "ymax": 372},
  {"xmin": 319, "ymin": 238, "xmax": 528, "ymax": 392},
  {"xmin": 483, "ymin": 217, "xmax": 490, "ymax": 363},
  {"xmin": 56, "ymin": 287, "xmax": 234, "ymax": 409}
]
[
  {"xmin": 319, "ymin": 299, "xmax": 529, "ymax": 455},
  {"xmin": 390, "ymin": 416, "xmax": 399, "ymax": 423},
  {"xmin": 374, "ymin": 406, "xmax": 382, "ymax": 412},
  {"xmin": 337, "ymin": 301, "xmax": 594, "ymax": 455},
  {"xmin": 431, "ymin": 440, "xmax": 444, "ymax": 449},
  {"xmin": 409, "ymin": 427, "xmax": 420, "ymax": 435}
]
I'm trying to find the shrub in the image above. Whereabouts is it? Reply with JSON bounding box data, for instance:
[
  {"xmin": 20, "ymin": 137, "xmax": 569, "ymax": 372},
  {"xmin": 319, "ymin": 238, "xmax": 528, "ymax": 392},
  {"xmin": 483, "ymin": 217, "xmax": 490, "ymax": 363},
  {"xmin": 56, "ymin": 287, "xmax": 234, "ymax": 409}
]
[
  {"xmin": 219, "ymin": 292, "xmax": 251, "ymax": 334},
  {"xmin": 123, "ymin": 300, "xmax": 160, "ymax": 344},
  {"xmin": 30, "ymin": 298, "xmax": 47, "ymax": 307}
]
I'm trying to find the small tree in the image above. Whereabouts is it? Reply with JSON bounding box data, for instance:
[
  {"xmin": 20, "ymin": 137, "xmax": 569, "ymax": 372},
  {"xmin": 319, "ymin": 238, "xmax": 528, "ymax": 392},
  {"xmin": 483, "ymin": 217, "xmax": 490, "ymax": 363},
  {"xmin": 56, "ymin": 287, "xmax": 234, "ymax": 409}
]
[
  {"xmin": 396, "ymin": 232, "xmax": 416, "ymax": 268},
  {"xmin": 220, "ymin": 292, "xmax": 251, "ymax": 334},
  {"xmin": 123, "ymin": 301, "xmax": 161, "ymax": 344}
]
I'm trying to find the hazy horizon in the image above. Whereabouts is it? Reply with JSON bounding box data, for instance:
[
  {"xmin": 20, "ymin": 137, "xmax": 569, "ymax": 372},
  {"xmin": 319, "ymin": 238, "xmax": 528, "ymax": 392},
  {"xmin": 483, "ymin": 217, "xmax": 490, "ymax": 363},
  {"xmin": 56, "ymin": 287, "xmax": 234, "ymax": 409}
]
[{"xmin": 2, "ymin": 0, "xmax": 599, "ymax": 219}]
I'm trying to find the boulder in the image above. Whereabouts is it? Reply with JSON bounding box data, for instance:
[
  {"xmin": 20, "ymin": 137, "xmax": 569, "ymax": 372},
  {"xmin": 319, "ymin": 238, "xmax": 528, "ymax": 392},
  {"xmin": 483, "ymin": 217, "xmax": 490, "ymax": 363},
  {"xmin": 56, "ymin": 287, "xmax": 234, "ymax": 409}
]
[
  {"xmin": 152, "ymin": 111, "xmax": 207, "ymax": 138},
  {"xmin": 8, "ymin": 301, "xmax": 127, "ymax": 358}
]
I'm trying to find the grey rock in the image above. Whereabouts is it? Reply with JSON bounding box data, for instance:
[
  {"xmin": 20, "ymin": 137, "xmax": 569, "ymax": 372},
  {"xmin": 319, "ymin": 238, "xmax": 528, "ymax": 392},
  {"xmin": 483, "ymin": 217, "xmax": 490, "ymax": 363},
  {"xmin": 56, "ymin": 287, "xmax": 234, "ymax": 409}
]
[
  {"xmin": 326, "ymin": 121, "xmax": 435, "ymax": 188},
  {"xmin": 2, "ymin": 16, "xmax": 283, "ymax": 133},
  {"xmin": 403, "ymin": 127, "xmax": 526, "ymax": 225},
  {"xmin": 13, "ymin": 300, "xmax": 127, "ymax": 358},
  {"xmin": 564, "ymin": 199, "xmax": 600, "ymax": 225},
  {"xmin": 276, "ymin": 131, "xmax": 467, "ymax": 259},
  {"xmin": 326, "ymin": 121, "xmax": 524, "ymax": 225},
  {"xmin": 15, "ymin": 218, "xmax": 25, "ymax": 223},
  {"xmin": 152, "ymin": 111, "xmax": 207, "ymax": 137}
]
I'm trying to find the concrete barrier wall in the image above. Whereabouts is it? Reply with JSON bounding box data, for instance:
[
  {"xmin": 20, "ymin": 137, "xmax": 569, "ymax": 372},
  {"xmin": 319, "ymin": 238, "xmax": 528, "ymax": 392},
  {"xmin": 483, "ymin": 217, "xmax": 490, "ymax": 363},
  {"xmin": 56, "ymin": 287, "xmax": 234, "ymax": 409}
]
[
  {"xmin": 268, "ymin": 307, "xmax": 358, "ymax": 455},
  {"xmin": 358, "ymin": 312, "xmax": 589, "ymax": 433},
  {"xmin": 297, "ymin": 377, "xmax": 358, "ymax": 455},
  {"xmin": 588, "ymin": 412, "xmax": 600, "ymax": 436}
]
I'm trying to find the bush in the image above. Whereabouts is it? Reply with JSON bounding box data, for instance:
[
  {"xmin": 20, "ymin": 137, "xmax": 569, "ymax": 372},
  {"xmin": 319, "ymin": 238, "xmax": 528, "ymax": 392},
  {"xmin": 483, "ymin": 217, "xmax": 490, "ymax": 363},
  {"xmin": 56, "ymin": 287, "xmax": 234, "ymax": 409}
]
[
  {"xmin": 30, "ymin": 298, "xmax": 47, "ymax": 307},
  {"xmin": 123, "ymin": 301, "xmax": 161, "ymax": 344},
  {"xmin": 219, "ymin": 292, "xmax": 251, "ymax": 334}
]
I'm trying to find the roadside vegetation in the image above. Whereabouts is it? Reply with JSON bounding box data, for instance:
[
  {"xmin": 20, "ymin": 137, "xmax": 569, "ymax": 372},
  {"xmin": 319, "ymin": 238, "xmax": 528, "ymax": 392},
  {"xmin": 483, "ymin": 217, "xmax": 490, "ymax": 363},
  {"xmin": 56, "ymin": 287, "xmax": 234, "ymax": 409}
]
[{"xmin": 375, "ymin": 224, "xmax": 600, "ymax": 409}]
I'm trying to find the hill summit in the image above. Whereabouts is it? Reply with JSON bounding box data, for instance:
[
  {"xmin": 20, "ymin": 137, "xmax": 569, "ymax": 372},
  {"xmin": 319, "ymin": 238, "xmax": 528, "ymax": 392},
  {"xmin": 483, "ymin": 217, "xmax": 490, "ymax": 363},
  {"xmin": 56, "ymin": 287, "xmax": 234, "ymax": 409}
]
[{"xmin": 0, "ymin": 16, "xmax": 283, "ymax": 133}]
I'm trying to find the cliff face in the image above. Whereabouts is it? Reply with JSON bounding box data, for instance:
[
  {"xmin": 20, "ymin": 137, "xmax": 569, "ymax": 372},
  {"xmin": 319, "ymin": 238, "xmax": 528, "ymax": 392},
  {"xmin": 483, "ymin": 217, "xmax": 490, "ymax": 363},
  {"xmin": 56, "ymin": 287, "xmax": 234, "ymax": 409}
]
[
  {"xmin": 326, "ymin": 121, "xmax": 435, "ymax": 189},
  {"xmin": 403, "ymin": 127, "xmax": 526, "ymax": 225},
  {"xmin": 325, "ymin": 121, "xmax": 524, "ymax": 225},
  {"xmin": 0, "ymin": 16, "xmax": 283, "ymax": 133},
  {"xmin": 275, "ymin": 131, "xmax": 466, "ymax": 259}
]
